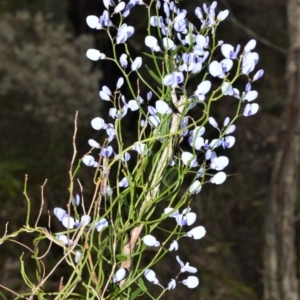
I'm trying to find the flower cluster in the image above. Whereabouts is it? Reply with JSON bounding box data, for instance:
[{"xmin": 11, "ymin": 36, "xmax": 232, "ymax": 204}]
[{"xmin": 52, "ymin": 0, "xmax": 262, "ymax": 298}]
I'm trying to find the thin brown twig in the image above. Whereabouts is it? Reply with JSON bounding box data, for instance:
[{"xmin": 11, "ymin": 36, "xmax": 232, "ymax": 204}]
[{"xmin": 35, "ymin": 179, "xmax": 47, "ymax": 227}]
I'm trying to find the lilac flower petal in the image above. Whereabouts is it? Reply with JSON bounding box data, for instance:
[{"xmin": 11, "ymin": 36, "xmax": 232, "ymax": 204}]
[
  {"xmin": 86, "ymin": 15, "xmax": 100, "ymax": 29},
  {"xmin": 54, "ymin": 208, "xmax": 67, "ymax": 221},
  {"xmin": 145, "ymin": 36, "xmax": 160, "ymax": 51},
  {"xmin": 189, "ymin": 136, "xmax": 204, "ymax": 150},
  {"xmin": 182, "ymin": 276, "xmax": 199, "ymax": 288},
  {"xmin": 75, "ymin": 251, "xmax": 82, "ymax": 263},
  {"xmin": 131, "ymin": 57, "xmax": 142, "ymax": 71},
  {"xmin": 168, "ymin": 279, "xmax": 176, "ymax": 290},
  {"xmin": 164, "ymin": 207, "xmax": 179, "ymax": 218},
  {"xmin": 144, "ymin": 269, "xmax": 159, "ymax": 284},
  {"xmin": 195, "ymin": 80, "xmax": 211, "ymax": 95},
  {"xmin": 114, "ymin": 1, "xmax": 125, "ymax": 13},
  {"xmin": 81, "ymin": 215, "xmax": 91, "ymax": 226},
  {"xmin": 95, "ymin": 218, "xmax": 108, "ymax": 231},
  {"xmin": 113, "ymin": 268, "xmax": 127, "ymax": 283},
  {"xmin": 181, "ymin": 152, "xmax": 198, "ymax": 167},
  {"xmin": 99, "ymin": 90, "xmax": 111, "ymax": 101},
  {"xmin": 210, "ymin": 171, "xmax": 226, "ymax": 184},
  {"xmin": 225, "ymin": 124, "xmax": 236, "ymax": 134},
  {"xmin": 103, "ymin": 0, "xmax": 115, "ymax": 10},
  {"xmin": 208, "ymin": 117, "xmax": 218, "ymax": 128},
  {"xmin": 252, "ymin": 69, "xmax": 264, "ymax": 81},
  {"xmin": 217, "ymin": 9, "xmax": 229, "ymax": 21},
  {"xmin": 143, "ymin": 235, "xmax": 160, "ymax": 247},
  {"xmin": 209, "ymin": 61, "xmax": 222, "ymax": 77},
  {"xmin": 243, "ymin": 91, "xmax": 258, "ymax": 102},
  {"xmin": 211, "ymin": 156, "xmax": 229, "ymax": 171},
  {"xmin": 74, "ymin": 194, "xmax": 80, "ymax": 206},
  {"xmin": 244, "ymin": 39, "xmax": 257, "ymax": 52},
  {"xmin": 189, "ymin": 180, "xmax": 202, "ymax": 194},
  {"xmin": 120, "ymin": 53, "xmax": 128, "ymax": 68},
  {"xmin": 132, "ymin": 143, "xmax": 147, "ymax": 155},
  {"xmin": 156, "ymin": 100, "xmax": 172, "ymax": 114},
  {"xmin": 56, "ymin": 234, "xmax": 72, "ymax": 245},
  {"xmin": 91, "ymin": 117, "xmax": 106, "ymax": 130},
  {"xmin": 88, "ymin": 139, "xmax": 100, "ymax": 148},
  {"xmin": 119, "ymin": 177, "xmax": 129, "ymax": 188},
  {"xmin": 82, "ymin": 155, "xmax": 96, "ymax": 167},
  {"xmin": 169, "ymin": 240, "xmax": 179, "ymax": 251},
  {"xmin": 163, "ymin": 37, "xmax": 175, "ymax": 50},
  {"xmin": 187, "ymin": 226, "xmax": 206, "ymax": 239},
  {"xmin": 128, "ymin": 100, "xmax": 140, "ymax": 111},
  {"xmin": 243, "ymin": 103, "xmax": 259, "ymax": 116},
  {"xmin": 116, "ymin": 77, "xmax": 124, "ymax": 89},
  {"xmin": 86, "ymin": 49, "xmax": 105, "ymax": 61},
  {"xmin": 62, "ymin": 216, "xmax": 75, "ymax": 229}
]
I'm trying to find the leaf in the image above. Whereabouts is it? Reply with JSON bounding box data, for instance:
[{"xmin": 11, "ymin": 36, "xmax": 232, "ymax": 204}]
[
  {"xmin": 116, "ymin": 254, "xmax": 128, "ymax": 262},
  {"xmin": 137, "ymin": 277, "xmax": 147, "ymax": 292},
  {"xmin": 145, "ymin": 65, "xmax": 162, "ymax": 84},
  {"xmin": 129, "ymin": 287, "xmax": 144, "ymax": 300},
  {"xmin": 142, "ymin": 51, "xmax": 164, "ymax": 60}
]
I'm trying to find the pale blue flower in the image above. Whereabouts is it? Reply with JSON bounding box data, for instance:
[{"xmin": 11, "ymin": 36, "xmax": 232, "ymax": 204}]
[
  {"xmin": 243, "ymin": 103, "xmax": 259, "ymax": 116},
  {"xmin": 242, "ymin": 52, "xmax": 259, "ymax": 74},
  {"xmin": 209, "ymin": 59, "xmax": 233, "ymax": 78},
  {"xmin": 176, "ymin": 255, "xmax": 197, "ymax": 274},
  {"xmin": 163, "ymin": 71, "xmax": 184, "ymax": 87},
  {"xmin": 101, "ymin": 146, "xmax": 114, "ymax": 157},
  {"xmin": 116, "ymin": 24, "xmax": 134, "ymax": 44}
]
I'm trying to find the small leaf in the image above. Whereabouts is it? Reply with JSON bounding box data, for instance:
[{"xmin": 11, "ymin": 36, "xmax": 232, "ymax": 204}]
[
  {"xmin": 116, "ymin": 254, "xmax": 128, "ymax": 262},
  {"xmin": 145, "ymin": 65, "xmax": 162, "ymax": 84}
]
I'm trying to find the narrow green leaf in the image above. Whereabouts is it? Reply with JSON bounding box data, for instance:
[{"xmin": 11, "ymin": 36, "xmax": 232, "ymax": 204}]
[{"xmin": 145, "ymin": 65, "xmax": 162, "ymax": 84}]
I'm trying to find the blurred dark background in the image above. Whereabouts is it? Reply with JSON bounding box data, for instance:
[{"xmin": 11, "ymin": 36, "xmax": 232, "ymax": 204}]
[{"xmin": 0, "ymin": 0, "xmax": 288, "ymax": 299}]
